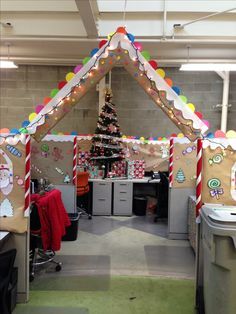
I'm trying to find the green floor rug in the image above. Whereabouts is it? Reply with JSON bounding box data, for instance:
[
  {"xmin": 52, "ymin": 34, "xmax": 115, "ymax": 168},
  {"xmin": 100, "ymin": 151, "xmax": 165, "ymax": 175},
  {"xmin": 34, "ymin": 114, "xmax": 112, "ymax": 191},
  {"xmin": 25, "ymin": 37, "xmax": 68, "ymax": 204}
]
[{"xmin": 14, "ymin": 276, "xmax": 195, "ymax": 314}]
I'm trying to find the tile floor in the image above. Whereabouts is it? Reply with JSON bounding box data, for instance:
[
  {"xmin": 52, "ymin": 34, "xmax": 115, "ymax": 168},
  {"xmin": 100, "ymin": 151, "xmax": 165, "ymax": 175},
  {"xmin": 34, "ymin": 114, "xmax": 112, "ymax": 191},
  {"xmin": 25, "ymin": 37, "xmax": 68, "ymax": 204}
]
[{"xmin": 56, "ymin": 215, "xmax": 195, "ymax": 279}]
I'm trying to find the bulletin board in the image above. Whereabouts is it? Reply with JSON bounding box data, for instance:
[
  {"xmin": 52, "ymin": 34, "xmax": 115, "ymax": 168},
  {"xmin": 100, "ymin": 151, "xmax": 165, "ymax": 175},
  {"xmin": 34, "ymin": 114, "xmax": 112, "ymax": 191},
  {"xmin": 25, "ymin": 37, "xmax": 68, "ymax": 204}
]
[
  {"xmin": 77, "ymin": 136, "xmax": 169, "ymax": 172},
  {"xmin": 121, "ymin": 141, "xmax": 169, "ymax": 172},
  {"xmin": 0, "ymin": 135, "xmax": 29, "ymax": 233},
  {"xmin": 31, "ymin": 135, "xmax": 76, "ymax": 185},
  {"xmin": 202, "ymin": 139, "xmax": 236, "ymax": 205},
  {"xmin": 172, "ymin": 139, "xmax": 197, "ymax": 189}
]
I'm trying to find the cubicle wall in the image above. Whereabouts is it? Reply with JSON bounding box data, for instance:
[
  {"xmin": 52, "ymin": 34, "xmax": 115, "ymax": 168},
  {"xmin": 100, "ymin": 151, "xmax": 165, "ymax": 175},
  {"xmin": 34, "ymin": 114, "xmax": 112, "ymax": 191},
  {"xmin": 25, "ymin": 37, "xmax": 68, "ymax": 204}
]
[
  {"xmin": 31, "ymin": 135, "xmax": 77, "ymax": 213},
  {"xmin": 201, "ymin": 138, "xmax": 236, "ymax": 205},
  {"xmin": 0, "ymin": 134, "xmax": 30, "ymax": 303},
  {"xmin": 168, "ymin": 137, "xmax": 197, "ymax": 240}
]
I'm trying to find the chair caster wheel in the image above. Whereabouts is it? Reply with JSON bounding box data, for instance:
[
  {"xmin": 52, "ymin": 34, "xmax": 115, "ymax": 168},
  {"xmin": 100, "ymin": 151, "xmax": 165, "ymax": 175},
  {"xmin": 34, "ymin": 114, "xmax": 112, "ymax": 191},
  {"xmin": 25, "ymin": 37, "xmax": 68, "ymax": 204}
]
[
  {"xmin": 30, "ymin": 274, "xmax": 34, "ymax": 282},
  {"xmin": 88, "ymin": 215, "xmax": 92, "ymax": 220},
  {"xmin": 55, "ymin": 264, "xmax": 62, "ymax": 272}
]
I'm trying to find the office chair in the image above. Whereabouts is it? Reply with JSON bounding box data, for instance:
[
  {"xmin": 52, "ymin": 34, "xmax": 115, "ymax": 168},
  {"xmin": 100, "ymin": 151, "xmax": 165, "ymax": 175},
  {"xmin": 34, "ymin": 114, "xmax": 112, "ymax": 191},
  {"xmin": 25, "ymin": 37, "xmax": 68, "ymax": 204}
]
[
  {"xmin": 30, "ymin": 203, "xmax": 62, "ymax": 282},
  {"xmin": 77, "ymin": 171, "xmax": 92, "ymax": 219},
  {"xmin": 0, "ymin": 249, "xmax": 16, "ymax": 314}
]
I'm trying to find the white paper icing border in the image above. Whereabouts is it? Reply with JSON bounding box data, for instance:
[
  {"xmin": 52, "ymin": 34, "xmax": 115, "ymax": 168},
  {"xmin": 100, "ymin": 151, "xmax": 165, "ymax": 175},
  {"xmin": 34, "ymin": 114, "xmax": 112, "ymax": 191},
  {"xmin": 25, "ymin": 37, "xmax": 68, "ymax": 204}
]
[
  {"xmin": 0, "ymin": 133, "xmax": 27, "ymax": 146},
  {"xmin": 203, "ymin": 138, "xmax": 236, "ymax": 150}
]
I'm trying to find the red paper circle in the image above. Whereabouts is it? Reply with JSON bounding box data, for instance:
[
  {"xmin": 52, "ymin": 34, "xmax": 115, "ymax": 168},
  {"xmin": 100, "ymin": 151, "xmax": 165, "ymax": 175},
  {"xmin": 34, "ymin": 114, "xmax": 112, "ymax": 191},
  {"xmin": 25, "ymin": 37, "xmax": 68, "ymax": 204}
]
[
  {"xmin": 99, "ymin": 40, "xmax": 107, "ymax": 48},
  {"xmin": 149, "ymin": 60, "xmax": 158, "ymax": 70},
  {"xmin": 58, "ymin": 81, "xmax": 67, "ymax": 89}
]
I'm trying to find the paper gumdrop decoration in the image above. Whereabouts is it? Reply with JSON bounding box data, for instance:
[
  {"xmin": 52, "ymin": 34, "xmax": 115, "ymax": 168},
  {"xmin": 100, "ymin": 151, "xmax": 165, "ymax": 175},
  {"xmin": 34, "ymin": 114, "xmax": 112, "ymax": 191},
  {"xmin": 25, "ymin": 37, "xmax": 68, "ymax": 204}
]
[
  {"xmin": 116, "ymin": 26, "xmax": 126, "ymax": 34},
  {"xmin": 176, "ymin": 168, "xmax": 186, "ymax": 183}
]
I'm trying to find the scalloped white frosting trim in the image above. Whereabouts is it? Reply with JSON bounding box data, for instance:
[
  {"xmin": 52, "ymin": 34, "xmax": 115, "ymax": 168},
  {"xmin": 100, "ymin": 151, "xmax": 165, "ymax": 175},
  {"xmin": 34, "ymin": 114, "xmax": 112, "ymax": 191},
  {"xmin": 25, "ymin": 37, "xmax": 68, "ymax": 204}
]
[
  {"xmin": 42, "ymin": 135, "xmax": 76, "ymax": 142},
  {"xmin": 0, "ymin": 133, "xmax": 27, "ymax": 145},
  {"xmin": 203, "ymin": 138, "xmax": 236, "ymax": 150}
]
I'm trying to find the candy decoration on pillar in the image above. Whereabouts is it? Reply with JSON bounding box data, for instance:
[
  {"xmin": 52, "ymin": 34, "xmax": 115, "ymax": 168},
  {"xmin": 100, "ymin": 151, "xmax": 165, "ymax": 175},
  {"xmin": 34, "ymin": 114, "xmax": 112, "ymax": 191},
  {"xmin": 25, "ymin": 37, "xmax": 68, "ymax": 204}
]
[
  {"xmin": 169, "ymin": 138, "xmax": 174, "ymax": 187},
  {"xmin": 196, "ymin": 138, "xmax": 203, "ymax": 218},
  {"xmin": 24, "ymin": 135, "xmax": 31, "ymax": 217},
  {"xmin": 73, "ymin": 136, "xmax": 77, "ymax": 185}
]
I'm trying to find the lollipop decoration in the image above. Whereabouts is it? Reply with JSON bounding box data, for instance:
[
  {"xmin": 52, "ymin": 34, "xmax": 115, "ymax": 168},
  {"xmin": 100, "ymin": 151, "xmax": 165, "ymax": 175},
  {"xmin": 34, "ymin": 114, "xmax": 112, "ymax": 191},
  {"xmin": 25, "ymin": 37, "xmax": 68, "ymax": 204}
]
[{"xmin": 207, "ymin": 178, "xmax": 224, "ymax": 199}]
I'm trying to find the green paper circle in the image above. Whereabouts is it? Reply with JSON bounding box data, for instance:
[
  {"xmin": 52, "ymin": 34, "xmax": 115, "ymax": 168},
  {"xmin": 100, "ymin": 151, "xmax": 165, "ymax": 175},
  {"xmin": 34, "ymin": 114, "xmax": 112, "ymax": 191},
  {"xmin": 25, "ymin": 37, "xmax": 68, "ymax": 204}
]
[
  {"xmin": 179, "ymin": 95, "xmax": 188, "ymax": 104},
  {"xmin": 19, "ymin": 128, "xmax": 28, "ymax": 134},
  {"xmin": 50, "ymin": 88, "xmax": 59, "ymax": 98},
  {"xmin": 83, "ymin": 56, "xmax": 91, "ymax": 65},
  {"xmin": 141, "ymin": 50, "xmax": 151, "ymax": 61}
]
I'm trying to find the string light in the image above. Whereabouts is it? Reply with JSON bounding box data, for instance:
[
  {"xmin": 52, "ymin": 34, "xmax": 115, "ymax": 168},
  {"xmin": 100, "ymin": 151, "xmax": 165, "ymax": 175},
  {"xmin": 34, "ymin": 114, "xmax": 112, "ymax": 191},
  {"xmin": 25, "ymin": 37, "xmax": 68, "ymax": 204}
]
[{"xmin": 0, "ymin": 29, "xmax": 203, "ymax": 141}]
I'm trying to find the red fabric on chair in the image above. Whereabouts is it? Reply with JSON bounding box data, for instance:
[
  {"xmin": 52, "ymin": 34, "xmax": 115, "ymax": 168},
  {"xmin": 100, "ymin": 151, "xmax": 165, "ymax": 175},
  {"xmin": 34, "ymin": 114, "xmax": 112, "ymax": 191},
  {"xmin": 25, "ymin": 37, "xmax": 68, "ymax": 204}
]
[
  {"xmin": 77, "ymin": 172, "xmax": 90, "ymax": 196},
  {"xmin": 31, "ymin": 190, "xmax": 71, "ymax": 251}
]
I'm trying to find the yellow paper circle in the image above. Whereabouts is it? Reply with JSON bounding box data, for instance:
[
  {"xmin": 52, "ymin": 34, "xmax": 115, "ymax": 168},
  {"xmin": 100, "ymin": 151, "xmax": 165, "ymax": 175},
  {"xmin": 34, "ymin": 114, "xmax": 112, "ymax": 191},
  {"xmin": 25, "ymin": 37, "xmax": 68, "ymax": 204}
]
[
  {"xmin": 140, "ymin": 137, "xmax": 145, "ymax": 141},
  {"xmin": 29, "ymin": 112, "xmax": 37, "ymax": 122},
  {"xmin": 156, "ymin": 68, "xmax": 165, "ymax": 78},
  {"xmin": 226, "ymin": 130, "xmax": 236, "ymax": 138},
  {"xmin": 187, "ymin": 103, "xmax": 195, "ymax": 112},
  {"xmin": 107, "ymin": 32, "xmax": 115, "ymax": 40},
  {"xmin": 66, "ymin": 72, "xmax": 75, "ymax": 82},
  {"xmin": 58, "ymin": 132, "xmax": 64, "ymax": 135},
  {"xmin": 177, "ymin": 133, "xmax": 184, "ymax": 138}
]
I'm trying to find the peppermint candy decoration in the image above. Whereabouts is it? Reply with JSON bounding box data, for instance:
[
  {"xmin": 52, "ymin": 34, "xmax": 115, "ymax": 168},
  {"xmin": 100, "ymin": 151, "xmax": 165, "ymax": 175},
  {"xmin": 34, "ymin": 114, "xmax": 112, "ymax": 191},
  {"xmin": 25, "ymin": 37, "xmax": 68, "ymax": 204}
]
[{"xmin": 207, "ymin": 178, "xmax": 221, "ymax": 189}]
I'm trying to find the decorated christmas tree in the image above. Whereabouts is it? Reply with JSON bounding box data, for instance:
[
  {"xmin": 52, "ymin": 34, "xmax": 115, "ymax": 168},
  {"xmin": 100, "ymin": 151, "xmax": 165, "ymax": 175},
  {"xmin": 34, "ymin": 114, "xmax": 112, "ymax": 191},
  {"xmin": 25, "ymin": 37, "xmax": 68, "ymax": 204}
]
[
  {"xmin": 175, "ymin": 168, "xmax": 186, "ymax": 183},
  {"xmin": 90, "ymin": 88, "xmax": 123, "ymax": 159}
]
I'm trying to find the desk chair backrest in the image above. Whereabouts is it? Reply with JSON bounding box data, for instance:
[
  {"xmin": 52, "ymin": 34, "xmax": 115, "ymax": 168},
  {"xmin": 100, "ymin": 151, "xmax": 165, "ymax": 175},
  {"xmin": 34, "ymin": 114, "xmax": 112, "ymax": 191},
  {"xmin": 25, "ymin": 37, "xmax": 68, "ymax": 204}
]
[{"xmin": 77, "ymin": 171, "xmax": 90, "ymax": 197}]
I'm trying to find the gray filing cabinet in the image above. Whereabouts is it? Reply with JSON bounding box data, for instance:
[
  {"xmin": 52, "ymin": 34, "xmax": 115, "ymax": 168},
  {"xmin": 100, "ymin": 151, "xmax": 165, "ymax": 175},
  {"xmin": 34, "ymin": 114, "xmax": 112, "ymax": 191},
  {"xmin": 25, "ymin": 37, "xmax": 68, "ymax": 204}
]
[
  {"xmin": 113, "ymin": 181, "xmax": 133, "ymax": 216},
  {"xmin": 92, "ymin": 181, "xmax": 112, "ymax": 215}
]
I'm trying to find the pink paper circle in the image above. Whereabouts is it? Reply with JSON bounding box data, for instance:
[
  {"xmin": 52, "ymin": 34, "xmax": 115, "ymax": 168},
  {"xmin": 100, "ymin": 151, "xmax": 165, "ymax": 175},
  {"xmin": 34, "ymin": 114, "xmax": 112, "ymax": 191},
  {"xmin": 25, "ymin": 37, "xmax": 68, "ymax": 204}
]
[
  {"xmin": 202, "ymin": 119, "xmax": 210, "ymax": 128},
  {"xmin": 133, "ymin": 42, "xmax": 142, "ymax": 51},
  {"xmin": 35, "ymin": 104, "xmax": 44, "ymax": 114},
  {"xmin": 74, "ymin": 64, "xmax": 83, "ymax": 74},
  {"xmin": 215, "ymin": 130, "xmax": 226, "ymax": 138}
]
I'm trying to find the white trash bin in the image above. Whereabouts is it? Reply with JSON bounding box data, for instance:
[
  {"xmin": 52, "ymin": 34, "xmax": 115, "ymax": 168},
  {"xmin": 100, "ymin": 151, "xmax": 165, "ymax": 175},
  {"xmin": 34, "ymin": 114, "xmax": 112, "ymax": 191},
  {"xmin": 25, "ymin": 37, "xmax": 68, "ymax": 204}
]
[{"xmin": 200, "ymin": 205, "xmax": 236, "ymax": 314}]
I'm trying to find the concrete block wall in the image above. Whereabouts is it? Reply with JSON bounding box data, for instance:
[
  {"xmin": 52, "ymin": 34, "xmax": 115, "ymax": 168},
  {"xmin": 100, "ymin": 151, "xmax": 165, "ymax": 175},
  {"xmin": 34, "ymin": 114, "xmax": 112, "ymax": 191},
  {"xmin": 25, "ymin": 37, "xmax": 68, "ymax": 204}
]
[{"xmin": 0, "ymin": 65, "xmax": 235, "ymax": 136}]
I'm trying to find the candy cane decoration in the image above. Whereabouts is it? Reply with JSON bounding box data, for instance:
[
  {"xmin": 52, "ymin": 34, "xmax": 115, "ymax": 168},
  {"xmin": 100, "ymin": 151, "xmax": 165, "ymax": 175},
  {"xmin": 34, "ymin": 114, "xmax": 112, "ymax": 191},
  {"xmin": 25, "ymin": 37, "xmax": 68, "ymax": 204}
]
[
  {"xmin": 196, "ymin": 138, "xmax": 203, "ymax": 217},
  {"xmin": 169, "ymin": 138, "xmax": 174, "ymax": 187},
  {"xmin": 24, "ymin": 135, "xmax": 31, "ymax": 217},
  {"xmin": 73, "ymin": 136, "xmax": 77, "ymax": 185}
]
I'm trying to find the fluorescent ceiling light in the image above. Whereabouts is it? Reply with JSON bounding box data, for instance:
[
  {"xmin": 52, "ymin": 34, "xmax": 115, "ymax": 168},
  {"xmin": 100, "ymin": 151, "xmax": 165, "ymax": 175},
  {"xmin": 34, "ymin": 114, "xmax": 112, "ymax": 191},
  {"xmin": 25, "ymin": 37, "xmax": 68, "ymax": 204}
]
[
  {"xmin": 0, "ymin": 60, "xmax": 18, "ymax": 69},
  {"xmin": 0, "ymin": 60, "xmax": 18, "ymax": 68},
  {"xmin": 180, "ymin": 63, "xmax": 236, "ymax": 71}
]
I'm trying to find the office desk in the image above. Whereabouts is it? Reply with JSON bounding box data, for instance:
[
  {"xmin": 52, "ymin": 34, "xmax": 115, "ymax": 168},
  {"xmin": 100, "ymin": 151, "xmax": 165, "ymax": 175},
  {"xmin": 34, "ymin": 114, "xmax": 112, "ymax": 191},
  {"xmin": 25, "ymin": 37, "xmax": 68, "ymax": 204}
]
[
  {"xmin": 89, "ymin": 177, "xmax": 160, "ymax": 216},
  {"xmin": 0, "ymin": 231, "xmax": 10, "ymax": 249}
]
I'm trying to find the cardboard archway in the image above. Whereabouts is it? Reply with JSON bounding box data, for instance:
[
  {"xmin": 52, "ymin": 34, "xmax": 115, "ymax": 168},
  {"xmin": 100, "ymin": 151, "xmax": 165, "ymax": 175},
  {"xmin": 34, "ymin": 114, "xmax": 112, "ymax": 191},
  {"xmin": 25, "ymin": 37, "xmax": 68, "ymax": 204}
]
[{"xmin": 27, "ymin": 28, "xmax": 208, "ymax": 142}]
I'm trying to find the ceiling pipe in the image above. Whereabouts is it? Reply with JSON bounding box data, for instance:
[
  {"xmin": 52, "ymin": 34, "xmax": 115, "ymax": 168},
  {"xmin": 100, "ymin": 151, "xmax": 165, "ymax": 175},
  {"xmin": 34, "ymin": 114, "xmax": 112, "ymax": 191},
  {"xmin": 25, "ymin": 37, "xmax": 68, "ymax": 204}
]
[
  {"xmin": 174, "ymin": 7, "xmax": 236, "ymax": 30},
  {"xmin": 1, "ymin": 37, "xmax": 236, "ymax": 44},
  {"xmin": 162, "ymin": 0, "xmax": 167, "ymax": 39},
  {"xmin": 2, "ymin": 57, "xmax": 236, "ymax": 66}
]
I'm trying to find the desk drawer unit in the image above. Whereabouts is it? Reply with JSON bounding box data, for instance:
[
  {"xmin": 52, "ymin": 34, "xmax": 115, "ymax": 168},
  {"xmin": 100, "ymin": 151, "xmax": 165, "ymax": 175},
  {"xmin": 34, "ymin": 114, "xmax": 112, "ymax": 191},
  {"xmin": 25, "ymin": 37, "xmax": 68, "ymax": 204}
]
[
  {"xmin": 113, "ymin": 182, "xmax": 133, "ymax": 216},
  {"xmin": 92, "ymin": 181, "xmax": 112, "ymax": 215}
]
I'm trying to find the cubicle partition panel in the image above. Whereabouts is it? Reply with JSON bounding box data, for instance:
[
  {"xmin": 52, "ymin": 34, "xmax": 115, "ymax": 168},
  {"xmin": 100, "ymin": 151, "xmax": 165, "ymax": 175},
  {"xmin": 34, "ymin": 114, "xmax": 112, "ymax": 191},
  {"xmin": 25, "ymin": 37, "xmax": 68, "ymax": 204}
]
[
  {"xmin": 168, "ymin": 137, "xmax": 197, "ymax": 240},
  {"xmin": 31, "ymin": 135, "xmax": 77, "ymax": 213},
  {"xmin": 201, "ymin": 138, "xmax": 236, "ymax": 206},
  {"xmin": 0, "ymin": 134, "xmax": 30, "ymax": 303},
  {"xmin": 0, "ymin": 134, "xmax": 30, "ymax": 232}
]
